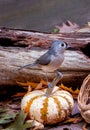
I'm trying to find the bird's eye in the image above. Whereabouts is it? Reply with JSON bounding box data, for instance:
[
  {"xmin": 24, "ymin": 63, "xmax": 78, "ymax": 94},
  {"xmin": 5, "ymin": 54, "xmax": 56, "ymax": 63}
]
[{"xmin": 61, "ymin": 43, "xmax": 64, "ymax": 47}]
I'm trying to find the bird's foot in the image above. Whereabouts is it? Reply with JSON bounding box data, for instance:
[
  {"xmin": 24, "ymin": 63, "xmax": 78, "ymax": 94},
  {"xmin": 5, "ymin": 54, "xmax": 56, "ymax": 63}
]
[
  {"xmin": 47, "ymin": 82, "xmax": 53, "ymax": 88},
  {"xmin": 56, "ymin": 71, "xmax": 63, "ymax": 78}
]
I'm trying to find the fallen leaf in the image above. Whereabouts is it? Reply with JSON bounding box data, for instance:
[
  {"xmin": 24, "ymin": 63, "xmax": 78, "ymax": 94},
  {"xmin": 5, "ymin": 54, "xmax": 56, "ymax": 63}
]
[
  {"xmin": 60, "ymin": 83, "xmax": 79, "ymax": 97},
  {"xmin": 55, "ymin": 20, "xmax": 79, "ymax": 33},
  {"xmin": 4, "ymin": 110, "xmax": 33, "ymax": 130},
  {"xmin": 17, "ymin": 81, "xmax": 38, "ymax": 89},
  {"xmin": 7, "ymin": 104, "xmax": 21, "ymax": 110},
  {"xmin": 76, "ymin": 22, "xmax": 90, "ymax": 32},
  {"xmin": 27, "ymin": 120, "xmax": 44, "ymax": 130},
  {"xmin": 61, "ymin": 116, "xmax": 83, "ymax": 124},
  {"xmin": 12, "ymin": 92, "xmax": 26, "ymax": 98},
  {"xmin": 17, "ymin": 79, "xmax": 47, "ymax": 90},
  {"xmin": 35, "ymin": 82, "xmax": 43, "ymax": 90},
  {"xmin": 0, "ymin": 107, "xmax": 17, "ymax": 125}
]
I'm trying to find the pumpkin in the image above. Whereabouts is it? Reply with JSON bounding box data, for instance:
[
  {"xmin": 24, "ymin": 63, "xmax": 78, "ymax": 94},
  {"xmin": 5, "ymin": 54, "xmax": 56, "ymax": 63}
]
[{"xmin": 21, "ymin": 86, "xmax": 74, "ymax": 125}]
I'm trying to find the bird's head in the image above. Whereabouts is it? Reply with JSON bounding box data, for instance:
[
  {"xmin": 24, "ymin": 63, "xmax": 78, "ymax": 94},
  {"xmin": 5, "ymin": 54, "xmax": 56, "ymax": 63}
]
[{"xmin": 51, "ymin": 40, "xmax": 69, "ymax": 54}]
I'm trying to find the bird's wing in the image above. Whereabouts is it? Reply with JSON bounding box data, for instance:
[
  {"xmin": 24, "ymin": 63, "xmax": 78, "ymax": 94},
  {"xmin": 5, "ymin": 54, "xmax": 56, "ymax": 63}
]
[{"xmin": 36, "ymin": 52, "xmax": 51, "ymax": 65}]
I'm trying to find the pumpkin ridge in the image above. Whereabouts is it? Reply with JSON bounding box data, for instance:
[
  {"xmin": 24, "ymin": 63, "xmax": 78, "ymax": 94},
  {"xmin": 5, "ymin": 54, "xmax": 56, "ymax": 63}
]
[
  {"xmin": 54, "ymin": 91, "xmax": 73, "ymax": 98},
  {"xmin": 40, "ymin": 97, "xmax": 48, "ymax": 124},
  {"xmin": 25, "ymin": 95, "xmax": 40, "ymax": 117},
  {"xmin": 52, "ymin": 96, "xmax": 61, "ymax": 118},
  {"xmin": 59, "ymin": 95, "xmax": 73, "ymax": 113}
]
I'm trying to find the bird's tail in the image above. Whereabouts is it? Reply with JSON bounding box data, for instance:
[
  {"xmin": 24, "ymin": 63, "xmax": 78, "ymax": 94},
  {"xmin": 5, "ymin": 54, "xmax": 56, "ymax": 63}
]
[{"xmin": 18, "ymin": 63, "xmax": 37, "ymax": 71}]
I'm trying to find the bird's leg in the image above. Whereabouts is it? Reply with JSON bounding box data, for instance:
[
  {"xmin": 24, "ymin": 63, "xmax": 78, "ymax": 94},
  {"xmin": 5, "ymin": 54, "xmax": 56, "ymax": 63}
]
[
  {"xmin": 45, "ymin": 72, "xmax": 53, "ymax": 88},
  {"xmin": 45, "ymin": 71, "xmax": 63, "ymax": 96},
  {"xmin": 45, "ymin": 72, "xmax": 54, "ymax": 96},
  {"xmin": 51, "ymin": 71, "xmax": 63, "ymax": 87}
]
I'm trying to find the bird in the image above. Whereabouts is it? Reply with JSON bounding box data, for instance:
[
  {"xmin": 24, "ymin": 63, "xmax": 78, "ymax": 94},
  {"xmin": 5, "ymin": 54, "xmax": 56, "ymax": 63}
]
[{"xmin": 18, "ymin": 40, "xmax": 70, "ymax": 88}]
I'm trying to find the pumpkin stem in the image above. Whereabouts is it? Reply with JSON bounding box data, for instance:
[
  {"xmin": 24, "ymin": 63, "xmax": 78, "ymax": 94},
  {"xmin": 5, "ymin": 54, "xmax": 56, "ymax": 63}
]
[
  {"xmin": 45, "ymin": 85, "xmax": 54, "ymax": 96},
  {"xmin": 45, "ymin": 73, "xmax": 63, "ymax": 96}
]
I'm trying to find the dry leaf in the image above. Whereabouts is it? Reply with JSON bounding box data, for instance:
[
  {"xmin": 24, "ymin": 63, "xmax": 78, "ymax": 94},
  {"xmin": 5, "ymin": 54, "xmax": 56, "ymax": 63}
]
[
  {"xmin": 12, "ymin": 92, "xmax": 26, "ymax": 98},
  {"xmin": 55, "ymin": 20, "xmax": 79, "ymax": 33},
  {"xmin": 17, "ymin": 79, "xmax": 47, "ymax": 91},
  {"xmin": 17, "ymin": 81, "xmax": 39, "ymax": 89},
  {"xmin": 60, "ymin": 83, "xmax": 79, "ymax": 98}
]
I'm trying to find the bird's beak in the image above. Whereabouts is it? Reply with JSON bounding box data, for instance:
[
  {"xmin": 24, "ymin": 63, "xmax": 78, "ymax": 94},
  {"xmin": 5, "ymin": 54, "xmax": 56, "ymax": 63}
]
[{"xmin": 66, "ymin": 44, "xmax": 76, "ymax": 50}]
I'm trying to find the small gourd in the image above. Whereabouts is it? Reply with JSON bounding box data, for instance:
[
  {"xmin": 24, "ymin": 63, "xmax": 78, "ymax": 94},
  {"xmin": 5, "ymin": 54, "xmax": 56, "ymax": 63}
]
[{"xmin": 21, "ymin": 86, "xmax": 74, "ymax": 124}]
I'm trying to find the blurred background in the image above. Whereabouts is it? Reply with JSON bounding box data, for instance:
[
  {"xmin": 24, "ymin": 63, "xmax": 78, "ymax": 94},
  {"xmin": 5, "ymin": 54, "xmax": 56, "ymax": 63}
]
[{"xmin": 0, "ymin": 0, "xmax": 90, "ymax": 32}]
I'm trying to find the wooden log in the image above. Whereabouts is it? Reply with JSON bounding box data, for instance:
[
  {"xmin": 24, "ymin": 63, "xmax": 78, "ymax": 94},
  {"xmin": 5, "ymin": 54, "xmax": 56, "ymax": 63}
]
[
  {"xmin": 0, "ymin": 28, "xmax": 90, "ymax": 48},
  {"xmin": 0, "ymin": 46, "xmax": 90, "ymax": 89},
  {"xmin": 0, "ymin": 28, "xmax": 90, "ymax": 58}
]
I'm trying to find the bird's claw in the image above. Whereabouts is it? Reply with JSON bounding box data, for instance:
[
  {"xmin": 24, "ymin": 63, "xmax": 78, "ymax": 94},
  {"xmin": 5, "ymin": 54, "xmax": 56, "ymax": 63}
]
[
  {"xmin": 47, "ymin": 82, "xmax": 53, "ymax": 88},
  {"xmin": 57, "ymin": 71, "xmax": 63, "ymax": 78}
]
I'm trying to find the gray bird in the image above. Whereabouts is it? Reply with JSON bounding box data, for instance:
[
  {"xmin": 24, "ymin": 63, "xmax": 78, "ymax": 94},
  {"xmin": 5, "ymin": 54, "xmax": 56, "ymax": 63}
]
[{"xmin": 18, "ymin": 40, "xmax": 70, "ymax": 89}]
